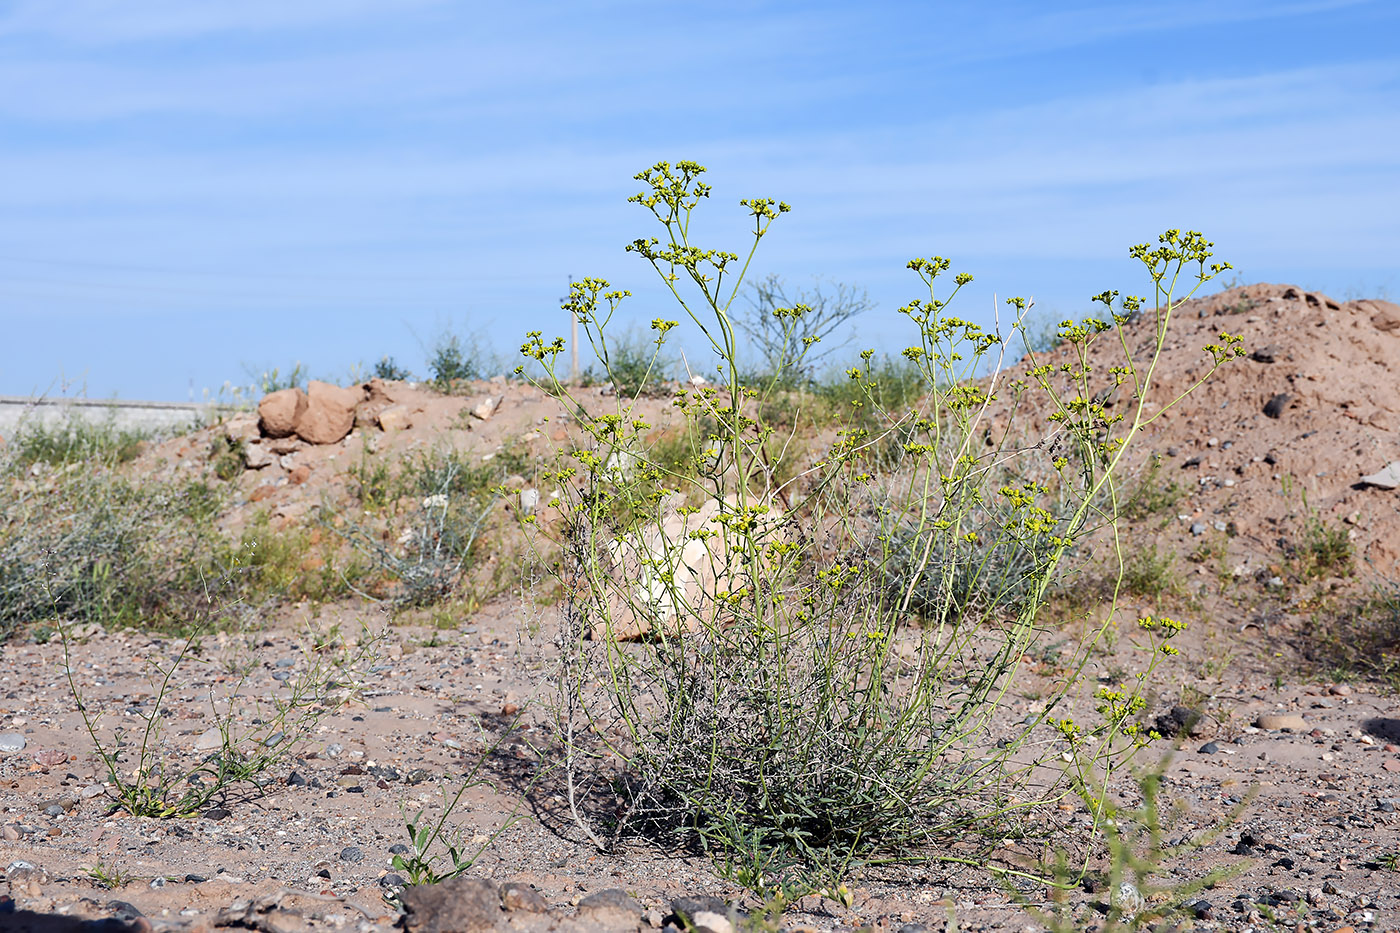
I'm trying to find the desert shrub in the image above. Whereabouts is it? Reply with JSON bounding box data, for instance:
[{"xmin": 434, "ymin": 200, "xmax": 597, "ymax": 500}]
[
  {"xmin": 8, "ymin": 411, "xmax": 149, "ymax": 468},
  {"xmin": 237, "ymin": 514, "xmax": 369, "ymax": 605},
  {"xmin": 520, "ymin": 161, "xmax": 1241, "ymax": 895},
  {"xmin": 1294, "ymin": 512, "xmax": 1354, "ymax": 580},
  {"xmin": 330, "ymin": 446, "xmax": 503, "ymax": 606},
  {"xmin": 245, "ymin": 362, "xmax": 307, "ymax": 394},
  {"xmin": 373, "ymin": 355, "xmax": 413, "ymax": 381},
  {"xmin": 735, "ymin": 275, "xmax": 873, "ymax": 381},
  {"xmin": 1119, "ymin": 543, "xmax": 1183, "ymax": 601},
  {"xmin": 427, "ymin": 330, "xmax": 497, "ymax": 392},
  {"xmin": 0, "ymin": 468, "xmax": 241, "ymax": 639}
]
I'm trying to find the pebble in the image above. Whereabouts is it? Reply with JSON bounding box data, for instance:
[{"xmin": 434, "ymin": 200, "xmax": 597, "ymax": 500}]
[
  {"xmin": 340, "ymin": 846, "xmax": 363, "ymax": 863},
  {"xmin": 1199, "ymin": 741, "xmax": 1221, "ymax": 755},
  {"xmin": 1191, "ymin": 522, "xmax": 1206, "ymax": 536},
  {"xmin": 1256, "ymin": 713, "xmax": 1307, "ymax": 731},
  {"xmin": 0, "ymin": 733, "xmax": 26, "ymax": 753},
  {"xmin": 38, "ymin": 795, "xmax": 77, "ymax": 813},
  {"xmin": 388, "ymin": 843, "xmax": 411, "ymax": 855},
  {"xmin": 81, "ymin": 784, "xmax": 106, "ymax": 799},
  {"xmin": 194, "ymin": 728, "xmax": 223, "ymax": 751}
]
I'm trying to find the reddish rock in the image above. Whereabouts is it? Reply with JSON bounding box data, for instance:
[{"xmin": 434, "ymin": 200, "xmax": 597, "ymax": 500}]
[
  {"xmin": 356, "ymin": 378, "xmax": 397, "ymax": 429},
  {"xmin": 295, "ymin": 380, "xmax": 361, "ymax": 445},
  {"xmin": 249, "ymin": 485, "xmax": 276, "ymax": 503},
  {"xmin": 377, "ymin": 405, "xmax": 415, "ymax": 432},
  {"xmin": 258, "ymin": 388, "xmax": 306, "ymax": 439},
  {"xmin": 289, "ymin": 464, "xmax": 312, "ymax": 485}
]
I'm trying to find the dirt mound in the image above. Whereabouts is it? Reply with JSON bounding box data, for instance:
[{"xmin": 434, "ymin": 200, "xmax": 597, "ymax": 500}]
[{"xmin": 1000, "ymin": 283, "xmax": 1400, "ymax": 582}]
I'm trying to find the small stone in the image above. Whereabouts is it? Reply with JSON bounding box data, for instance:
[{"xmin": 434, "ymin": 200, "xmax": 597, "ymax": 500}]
[
  {"xmin": 1330, "ymin": 683, "xmax": 1352, "ymax": 696},
  {"xmin": 201, "ymin": 808, "xmax": 231, "ymax": 821},
  {"xmin": 43, "ymin": 805, "xmax": 63, "ymax": 818},
  {"xmin": 81, "ymin": 784, "xmax": 106, "ymax": 799},
  {"xmin": 388, "ymin": 843, "xmax": 411, "ymax": 855},
  {"xmin": 242, "ymin": 443, "xmax": 274, "ymax": 469},
  {"xmin": 470, "ymin": 396, "xmax": 501, "ymax": 421},
  {"xmin": 339, "ymin": 846, "xmax": 363, "ymax": 863},
  {"xmin": 194, "ymin": 728, "xmax": 223, "ymax": 751},
  {"xmin": 1358, "ymin": 461, "xmax": 1400, "ymax": 490},
  {"xmin": 578, "ymin": 888, "xmax": 642, "ymax": 919},
  {"xmin": 670, "ymin": 895, "xmax": 736, "ymax": 933},
  {"xmin": 1191, "ymin": 522, "xmax": 1207, "ymax": 536},
  {"xmin": 39, "ymin": 796, "xmax": 77, "ymax": 813},
  {"xmin": 1199, "ymin": 741, "xmax": 1221, "ymax": 755},
  {"xmin": 1111, "ymin": 882, "xmax": 1144, "ymax": 917},
  {"xmin": 1256, "ymin": 713, "xmax": 1307, "ymax": 731},
  {"xmin": 1263, "ymin": 393, "xmax": 1291, "ymax": 419},
  {"xmin": 0, "ymin": 733, "xmax": 26, "ymax": 753},
  {"xmin": 501, "ymin": 881, "xmax": 548, "ymax": 912},
  {"xmin": 376, "ymin": 405, "xmax": 414, "ymax": 432},
  {"xmin": 150, "ymin": 877, "xmax": 167, "ymax": 889},
  {"xmin": 286, "ymin": 772, "xmax": 307, "ymax": 787},
  {"xmin": 1, "ymin": 825, "xmax": 20, "ymax": 841},
  {"xmin": 380, "ymin": 873, "xmax": 406, "ymax": 888},
  {"xmin": 184, "ymin": 874, "xmax": 208, "ymax": 884},
  {"xmin": 400, "ymin": 877, "xmax": 502, "ymax": 931}
]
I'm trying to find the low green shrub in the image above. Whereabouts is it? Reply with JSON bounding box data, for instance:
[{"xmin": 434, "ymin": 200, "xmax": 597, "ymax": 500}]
[
  {"xmin": 8, "ymin": 411, "xmax": 149, "ymax": 468},
  {"xmin": 0, "ymin": 468, "xmax": 237, "ymax": 639},
  {"xmin": 330, "ymin": 446, "xmax": 507, "ymax": 606}
]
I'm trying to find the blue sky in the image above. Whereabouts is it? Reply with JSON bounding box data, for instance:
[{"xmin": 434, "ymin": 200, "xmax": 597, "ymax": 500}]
[{"xmin": 2, "ymin": 0, "xmax": 1396, "ymax": 401}]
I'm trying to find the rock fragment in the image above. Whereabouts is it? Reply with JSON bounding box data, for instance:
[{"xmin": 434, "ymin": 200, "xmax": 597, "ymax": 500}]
[
  {"xmin": 1358, "ymin": 461, "xmax": 1400, "ymax": 490},
  {"xmin": 295, "ymin": 380, "xmax": 359, "ymax": 445},
  {"xmin": 258, "ymin": 387, "xmax": 307, "ymax": 438}
]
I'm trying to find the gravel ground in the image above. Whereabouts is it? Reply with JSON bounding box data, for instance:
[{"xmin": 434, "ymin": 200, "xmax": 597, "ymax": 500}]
[{"xmin": 1, "ymin": 596, "xmax": 1397, "ymax": 932}]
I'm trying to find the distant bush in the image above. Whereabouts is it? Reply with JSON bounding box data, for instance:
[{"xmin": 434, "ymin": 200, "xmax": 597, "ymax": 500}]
[
  {"xmin": 734, "ymin": 275, "xmax": 873, "ymax": 381},
  {"xmin": 9, "ymin": 412, "xmax": 149, "ymax": 468},
  {"xmin": 426, "ymin": 331, "xmax": 497, "ymax": 392},
  {"xmin": 373, "ymin": 355, "xmax": 413, "ymax": 381}
]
